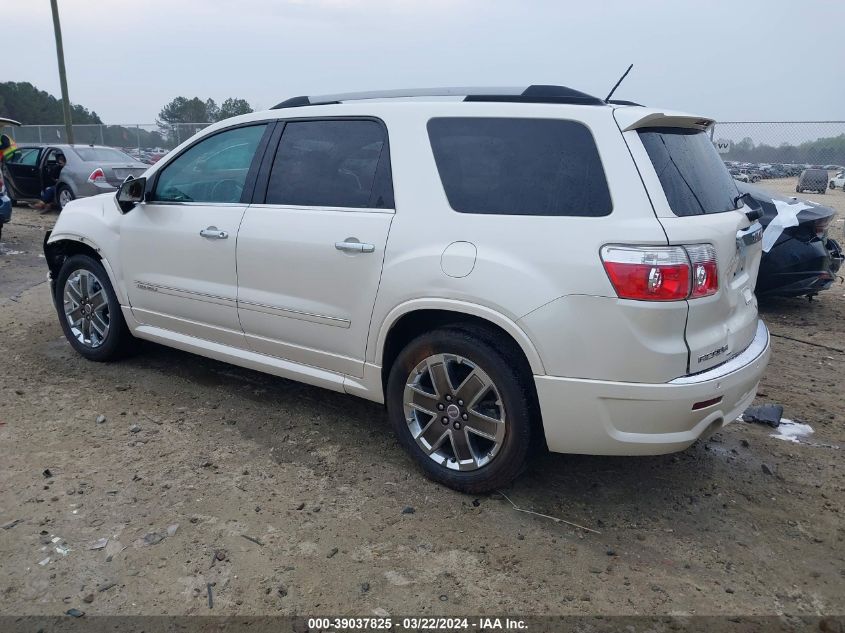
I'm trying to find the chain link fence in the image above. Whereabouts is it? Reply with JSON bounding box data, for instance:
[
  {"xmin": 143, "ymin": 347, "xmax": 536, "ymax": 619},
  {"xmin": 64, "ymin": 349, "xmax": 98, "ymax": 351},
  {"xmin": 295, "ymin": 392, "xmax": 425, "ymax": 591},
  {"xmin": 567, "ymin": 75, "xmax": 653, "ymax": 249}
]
[
  {"xmin": 3, "ymin": 120, "xmax": 844, "ymax": 171},
  {"xmin": 711, "ymin": 122, "xmax": 845, "ymax": 172},
  {"xmin": 0, "ymin": 123, "xmax": 211, "ymax": 164}
]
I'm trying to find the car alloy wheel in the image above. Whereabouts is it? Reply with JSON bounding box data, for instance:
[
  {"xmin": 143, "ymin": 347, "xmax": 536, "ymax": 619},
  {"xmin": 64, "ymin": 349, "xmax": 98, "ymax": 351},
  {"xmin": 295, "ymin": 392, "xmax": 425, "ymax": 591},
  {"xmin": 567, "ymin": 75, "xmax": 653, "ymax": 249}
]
[
  {"xmin": 63, "ymin": 268, "xmax": 110, "ymax": 348},
  {"xmin": 58, "ymin": 187, "xmax": 74, "ymax": 209},
  {"xmin": 402, "ymin": 353, "xmax": 507, "ymax": 471}
]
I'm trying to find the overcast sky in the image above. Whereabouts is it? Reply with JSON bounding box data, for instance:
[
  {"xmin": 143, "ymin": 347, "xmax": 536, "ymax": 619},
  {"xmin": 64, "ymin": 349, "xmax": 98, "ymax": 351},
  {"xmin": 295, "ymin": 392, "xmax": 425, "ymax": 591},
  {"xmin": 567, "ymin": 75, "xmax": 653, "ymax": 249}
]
[{"xmin": 6, "ymin": 0, "xmax": 845, "ymax": 123}]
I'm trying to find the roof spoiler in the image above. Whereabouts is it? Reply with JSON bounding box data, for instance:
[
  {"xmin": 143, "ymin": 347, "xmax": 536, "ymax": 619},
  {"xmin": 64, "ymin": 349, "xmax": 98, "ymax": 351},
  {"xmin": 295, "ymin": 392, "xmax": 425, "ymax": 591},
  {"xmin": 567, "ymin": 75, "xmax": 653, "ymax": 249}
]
[{"xmin": 614, "ymin": 110, "xmax": 714, "ymax": 132}]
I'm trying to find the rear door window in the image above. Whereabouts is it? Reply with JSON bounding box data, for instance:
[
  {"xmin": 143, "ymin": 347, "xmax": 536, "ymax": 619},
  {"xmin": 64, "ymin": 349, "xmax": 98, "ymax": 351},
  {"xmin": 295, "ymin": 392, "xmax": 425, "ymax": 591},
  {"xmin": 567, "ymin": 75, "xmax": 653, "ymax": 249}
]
[
  {"xmin": 265, "ymin": 120, "xmax": 393, "ymax": 208},
  {"xmin": 637, "ymin": 127, "xmax": 739, "ymax": 217},
  {"xmin": 427, "ymin": 117, "xmax": 612, "ymax": 216}
]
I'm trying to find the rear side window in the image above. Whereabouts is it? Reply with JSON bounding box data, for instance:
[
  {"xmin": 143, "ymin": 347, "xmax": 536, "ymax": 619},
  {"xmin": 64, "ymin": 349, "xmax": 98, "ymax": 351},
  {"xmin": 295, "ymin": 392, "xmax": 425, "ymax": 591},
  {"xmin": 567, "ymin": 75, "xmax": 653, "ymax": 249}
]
[
  {"xmin": 427, "ymin": 117, "xmax": 612, "ymax": 216},
  {"xmin": 637, "ymin": 127, "xmax": 738, "ymax": 217},
  {"xmin": 265, "ymin": 120, "xmax": 393, "ymax": 208}
]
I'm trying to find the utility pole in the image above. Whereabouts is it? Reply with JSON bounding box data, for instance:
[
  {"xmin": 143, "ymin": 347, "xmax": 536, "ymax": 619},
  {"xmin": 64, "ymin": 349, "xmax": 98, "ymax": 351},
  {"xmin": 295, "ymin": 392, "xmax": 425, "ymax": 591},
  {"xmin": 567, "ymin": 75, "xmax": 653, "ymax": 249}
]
[{"xmin": 50, "ymin": 0, "xmax": 74, "ymax": 144}]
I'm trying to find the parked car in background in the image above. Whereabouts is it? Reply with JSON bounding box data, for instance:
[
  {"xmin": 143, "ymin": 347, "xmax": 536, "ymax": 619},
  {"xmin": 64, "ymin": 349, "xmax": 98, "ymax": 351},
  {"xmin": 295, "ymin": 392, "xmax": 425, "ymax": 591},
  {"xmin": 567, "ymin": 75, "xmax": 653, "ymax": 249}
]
[
  {"xmin": 0, "ymin": 144, "xmax": 148, "ymax": 210},
  {"xmin": 43, "ymin": 85, "xmax": 770, "ymax": 492},
  {"xmin": 736, "ymin": 182, "xmax": 843, "ymax": 298},
  {"xmin": 733, "ymin": 168, "xmax": 761, "ymax": 183},
  {"xmin": 796, "ymin": 168, "xmax": 829, "ymax": 194},
  {"xmin": 829, "ymin": 171, "xmax": 845, "ymax": 189}
]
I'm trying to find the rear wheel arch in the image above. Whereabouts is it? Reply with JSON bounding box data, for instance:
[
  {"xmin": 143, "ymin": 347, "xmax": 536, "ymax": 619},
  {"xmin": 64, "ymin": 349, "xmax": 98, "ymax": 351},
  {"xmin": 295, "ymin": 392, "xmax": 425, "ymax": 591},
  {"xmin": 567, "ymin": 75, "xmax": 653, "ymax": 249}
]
[{"xmin": 377, "ymin": 304, "xmax": 545, "ymax": 393}]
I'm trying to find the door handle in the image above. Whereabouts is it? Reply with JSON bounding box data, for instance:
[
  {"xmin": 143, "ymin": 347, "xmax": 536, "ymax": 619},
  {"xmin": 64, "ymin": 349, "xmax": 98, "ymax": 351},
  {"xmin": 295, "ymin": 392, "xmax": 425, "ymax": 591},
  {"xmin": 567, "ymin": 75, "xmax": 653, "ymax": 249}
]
[
  {"xmin": 200, "ymin": 226, "xmax": 228, "ymax": 239},
  {"xmin": 335, "ymin": 239, "xmax": 375, "ymax": 253}
]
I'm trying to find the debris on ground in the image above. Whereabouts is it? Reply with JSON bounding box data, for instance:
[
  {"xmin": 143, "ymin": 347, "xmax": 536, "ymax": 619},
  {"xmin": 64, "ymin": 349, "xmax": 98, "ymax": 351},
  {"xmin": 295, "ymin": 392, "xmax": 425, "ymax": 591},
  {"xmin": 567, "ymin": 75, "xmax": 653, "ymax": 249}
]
[
  {"xmin": 42, "ymin": 469, "xmax": 53, "ymax": 478},
  {"xmin": 1, "ymin": 519, "xmax": 23, "ymax": 530},
  {"xmin": 771, "ymin": 419, "xmax": 815, "ymax": 444},
  {"xmin": 207, "ymin": 583, "xmax": 214, "ymax": 609},
  {"xmin": 497, "ymin": 490, "xmax": 601, "ymax": 534},
  {"xmin": 166, "ymin": 523, "xmax": 179, "ymax": 537},
  {"xmin": 65, "ymin": 608, "xmax": 84, "ymax": 617},
  {"xmin": 742, "ymin": 404, "xmax": 784, "ymax": 427},
  {"xmin": 89, "ymin": 538, "xmax": 109, "ymax": 550},
  {"xmin": 401, "ymin": 506, "xmax": 415, "ymax": 515},
  {"xmin": 96, "ymin": 415, "xmax": 106, "ymax": 424},
  {"xmin": 143, "ymin": 532, "xmax": 165, "ymax": 545},
  {"xmin": 241, "ymin": 534, "xmax": 264, "ymax": 546}
]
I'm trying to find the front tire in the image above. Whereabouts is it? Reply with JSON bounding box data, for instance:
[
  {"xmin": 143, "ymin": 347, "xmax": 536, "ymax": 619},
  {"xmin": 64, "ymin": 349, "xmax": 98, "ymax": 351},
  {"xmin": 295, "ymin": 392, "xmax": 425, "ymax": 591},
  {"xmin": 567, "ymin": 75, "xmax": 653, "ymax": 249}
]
[
  {"xmin": 386, "ymin": 327, "xmax": 534, "ymax": 493},
  {"xmin": 55, "ymin": 254, "xmax": 133, "ymax": 361}
]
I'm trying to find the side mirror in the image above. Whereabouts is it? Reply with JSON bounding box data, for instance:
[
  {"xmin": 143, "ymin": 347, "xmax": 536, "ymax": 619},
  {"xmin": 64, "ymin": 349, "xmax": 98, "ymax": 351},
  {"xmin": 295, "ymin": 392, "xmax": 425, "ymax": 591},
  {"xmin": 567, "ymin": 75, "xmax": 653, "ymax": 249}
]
[{"xmin": 117, "ymin": 176, "xmax": 146, "ymax": 213}]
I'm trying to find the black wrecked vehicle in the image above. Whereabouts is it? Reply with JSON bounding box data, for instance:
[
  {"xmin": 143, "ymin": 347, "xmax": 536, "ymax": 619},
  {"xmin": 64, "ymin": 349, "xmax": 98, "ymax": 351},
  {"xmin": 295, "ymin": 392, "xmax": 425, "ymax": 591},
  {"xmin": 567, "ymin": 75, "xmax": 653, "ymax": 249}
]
[
  {"xmin": 736, "ymin": 182, "xmax": 843, "ymax": 298},
  {"xmin": 796, "ymin": 168, "xmax": 829, "ymax": 194}
]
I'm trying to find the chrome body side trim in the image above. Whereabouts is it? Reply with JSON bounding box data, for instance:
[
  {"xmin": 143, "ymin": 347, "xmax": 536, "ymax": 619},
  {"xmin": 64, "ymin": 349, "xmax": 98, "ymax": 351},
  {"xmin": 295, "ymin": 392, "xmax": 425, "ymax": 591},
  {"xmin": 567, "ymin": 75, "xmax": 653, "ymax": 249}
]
[{"xmin": 237, "ymin": 300, "xmax": 351, "ymax": 329}]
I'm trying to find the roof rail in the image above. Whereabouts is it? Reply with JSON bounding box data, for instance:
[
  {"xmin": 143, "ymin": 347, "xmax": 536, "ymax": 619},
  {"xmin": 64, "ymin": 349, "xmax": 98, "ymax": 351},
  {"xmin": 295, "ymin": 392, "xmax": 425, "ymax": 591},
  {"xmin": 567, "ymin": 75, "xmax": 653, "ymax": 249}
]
[{"xmin": 271, "ymin": 85, "xmax": 606, "ymax": 109}]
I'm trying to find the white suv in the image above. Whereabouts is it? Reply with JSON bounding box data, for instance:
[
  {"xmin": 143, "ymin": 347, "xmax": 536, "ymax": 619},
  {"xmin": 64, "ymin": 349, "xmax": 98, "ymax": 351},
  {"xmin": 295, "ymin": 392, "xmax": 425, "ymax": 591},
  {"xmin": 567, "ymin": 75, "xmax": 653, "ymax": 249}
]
[{"xmin": 44, "ymin": 86, "xmax": 770, "ymax": 493}]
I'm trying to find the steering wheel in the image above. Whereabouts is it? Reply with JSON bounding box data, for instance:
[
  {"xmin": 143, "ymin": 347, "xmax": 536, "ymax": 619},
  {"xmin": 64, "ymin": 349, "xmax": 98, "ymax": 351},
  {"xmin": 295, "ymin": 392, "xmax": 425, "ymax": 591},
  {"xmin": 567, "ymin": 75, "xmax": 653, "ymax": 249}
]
[{"xmin": 211, "ymin": 179, "xmax": 243, "ymax": 202}]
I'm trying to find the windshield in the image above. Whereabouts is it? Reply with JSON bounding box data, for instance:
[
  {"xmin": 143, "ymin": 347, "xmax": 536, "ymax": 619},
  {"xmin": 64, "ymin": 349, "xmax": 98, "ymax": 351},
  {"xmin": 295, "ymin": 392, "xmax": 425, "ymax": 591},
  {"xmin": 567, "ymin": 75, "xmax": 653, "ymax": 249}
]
[
  {"xmin": 72, "ymin": 147, "xmax": 137, "ymax": 163},
  {"xmin": 637, "ymin": 127, "xmax": 739, "ymax": 217}
]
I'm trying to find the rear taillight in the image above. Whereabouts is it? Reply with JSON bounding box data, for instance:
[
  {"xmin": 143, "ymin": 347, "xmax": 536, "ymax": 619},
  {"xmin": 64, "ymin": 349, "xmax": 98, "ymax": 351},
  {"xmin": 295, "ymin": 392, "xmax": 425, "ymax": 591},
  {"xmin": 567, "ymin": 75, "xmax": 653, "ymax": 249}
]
[
  {"xmin": 600, "ymin": 244, "xmax": 719, "ymax": 302},
  {"xmin": 686, "ymin": 244, "xmax": 719, "ymax": 298},
  {"xmin": 814, "ymin": 216, "xmax": 832, "ymax": 238},
  {"xmin": 87, "ymin": 168, "xmax": 106, "ymax": 184}
]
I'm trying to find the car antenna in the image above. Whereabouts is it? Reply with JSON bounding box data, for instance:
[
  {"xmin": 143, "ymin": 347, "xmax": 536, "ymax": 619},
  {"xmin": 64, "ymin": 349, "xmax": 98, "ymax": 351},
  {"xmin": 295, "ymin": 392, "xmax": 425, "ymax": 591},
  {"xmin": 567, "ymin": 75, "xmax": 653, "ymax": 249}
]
[{"xmin": 605, "ymin": 64, "xmax": 634, "ymax": 102}]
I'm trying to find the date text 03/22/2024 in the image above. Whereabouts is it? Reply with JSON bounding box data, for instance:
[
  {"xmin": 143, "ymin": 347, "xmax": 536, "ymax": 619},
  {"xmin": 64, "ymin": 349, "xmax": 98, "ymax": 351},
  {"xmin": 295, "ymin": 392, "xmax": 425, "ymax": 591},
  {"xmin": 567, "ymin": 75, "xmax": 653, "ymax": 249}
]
[{"xmin": 306, "ymin": 617, "xmax": 528, "ymax": 630}]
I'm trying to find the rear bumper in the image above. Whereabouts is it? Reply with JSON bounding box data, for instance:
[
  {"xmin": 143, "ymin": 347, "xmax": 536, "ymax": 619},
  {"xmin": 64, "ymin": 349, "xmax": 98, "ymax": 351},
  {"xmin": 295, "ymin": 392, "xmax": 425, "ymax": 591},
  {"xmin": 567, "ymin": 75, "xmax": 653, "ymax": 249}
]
[{"xmin": 536, "ymin": 320, "xmax": 770, "ymax": 455}]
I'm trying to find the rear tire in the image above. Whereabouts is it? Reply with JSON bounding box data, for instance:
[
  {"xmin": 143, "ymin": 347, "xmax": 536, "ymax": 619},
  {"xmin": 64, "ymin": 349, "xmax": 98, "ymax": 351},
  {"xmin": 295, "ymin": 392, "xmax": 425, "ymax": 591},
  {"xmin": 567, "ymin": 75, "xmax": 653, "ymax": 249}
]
[
  {"xmin": 57, "ymin": 185, "xmax": 75, "ymax": 210},
  {"xmin": 386, "ymin": 327, "xmax": 534, "ymax": 493},
  {"xmin": 54, "ymin": 254, "xmax": 134, "ymax": 361}
]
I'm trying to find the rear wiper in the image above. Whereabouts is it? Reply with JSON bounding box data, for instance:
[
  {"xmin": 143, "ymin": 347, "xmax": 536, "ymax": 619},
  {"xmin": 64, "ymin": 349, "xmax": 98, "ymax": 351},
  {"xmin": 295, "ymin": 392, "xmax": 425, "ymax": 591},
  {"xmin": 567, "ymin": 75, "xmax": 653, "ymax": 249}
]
[{"xmin": 734, "ymin": 192, "xmax": 763, "ymax": 222}]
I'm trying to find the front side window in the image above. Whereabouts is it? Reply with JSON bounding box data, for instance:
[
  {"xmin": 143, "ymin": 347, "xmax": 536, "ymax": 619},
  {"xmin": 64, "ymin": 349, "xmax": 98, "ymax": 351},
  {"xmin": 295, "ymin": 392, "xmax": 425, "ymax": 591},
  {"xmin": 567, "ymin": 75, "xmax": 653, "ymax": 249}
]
[
  {"xmin": 637, "ymin": 127, "xmax": 739, "ymax": 217},
  {"xmin": 153, "ymin": 124, "xmax": 267, "ymax": 203},
  {"xmin": 265, "ymin": 120, "xmax": 393, "ymax": 208},
  {"xmin": 427, "ymin": 117, "xmax": 612, "ymax": 216}
]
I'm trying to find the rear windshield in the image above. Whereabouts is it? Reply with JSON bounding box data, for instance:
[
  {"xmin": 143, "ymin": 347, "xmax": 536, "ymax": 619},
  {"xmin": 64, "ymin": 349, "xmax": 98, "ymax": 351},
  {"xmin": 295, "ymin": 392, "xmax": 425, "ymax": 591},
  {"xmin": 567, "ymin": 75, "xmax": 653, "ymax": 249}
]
[
  {"xmin": 803, "ymin": 169, "xmax": 827, "ymax": 178},
  {"xmin": 637, "ymin": 127, "xmax": 738, "ymax": 217},
  {"xmin": 72, "ymin": 147, "xmax": 136, "ymax": 163},
  {"xmin": 427, "ymin": 117, "xmax": 612, "ymax": 216}
]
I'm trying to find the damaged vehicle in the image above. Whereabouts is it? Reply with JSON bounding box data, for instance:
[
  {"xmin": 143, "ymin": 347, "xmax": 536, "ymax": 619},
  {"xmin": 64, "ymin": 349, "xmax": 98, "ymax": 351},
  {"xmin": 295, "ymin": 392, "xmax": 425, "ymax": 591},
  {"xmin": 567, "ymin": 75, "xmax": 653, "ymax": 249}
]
[
  {"xmin": 736, "ymin": 182, "xmax": 843, "ymax": 298},
  {"xmin": 43, "ymin": 86, "xmax": 771, "ymax": 493}
]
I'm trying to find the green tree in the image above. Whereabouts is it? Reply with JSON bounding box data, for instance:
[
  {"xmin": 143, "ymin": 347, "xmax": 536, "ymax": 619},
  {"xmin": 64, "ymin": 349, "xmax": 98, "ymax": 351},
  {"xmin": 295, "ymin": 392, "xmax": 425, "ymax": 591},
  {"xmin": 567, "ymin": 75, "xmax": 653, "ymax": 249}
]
[
  {"xmin": 217, "ymin": 98, "xmax": 253, "ymax": 120},
  {"xmin": 156, "ymin": 96, "xmax": 253, "ymax": 145},
  {"xmin": 0, "ymin": 81, "xmax": 101, "ymax": 124}
]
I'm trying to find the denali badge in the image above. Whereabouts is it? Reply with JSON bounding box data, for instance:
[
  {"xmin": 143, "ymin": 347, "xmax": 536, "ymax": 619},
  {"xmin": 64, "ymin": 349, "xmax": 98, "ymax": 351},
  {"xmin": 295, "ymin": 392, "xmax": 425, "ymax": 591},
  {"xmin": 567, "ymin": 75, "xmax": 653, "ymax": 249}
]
[
  {"xmin": 136, "ymin": 283, "xmax": 158, "ymax": 292},
  {"xmin": 698, "ymin": 344, "xmax": 728, "ymax": 363}
]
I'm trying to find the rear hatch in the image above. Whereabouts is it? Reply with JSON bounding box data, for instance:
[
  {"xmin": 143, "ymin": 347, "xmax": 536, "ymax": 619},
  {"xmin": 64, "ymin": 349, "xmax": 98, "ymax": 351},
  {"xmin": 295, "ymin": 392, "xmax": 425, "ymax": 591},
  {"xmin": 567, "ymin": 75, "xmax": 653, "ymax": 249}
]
[{"xmin": 615, "ymin": 109, "xmax": 763, "ymax": 375}]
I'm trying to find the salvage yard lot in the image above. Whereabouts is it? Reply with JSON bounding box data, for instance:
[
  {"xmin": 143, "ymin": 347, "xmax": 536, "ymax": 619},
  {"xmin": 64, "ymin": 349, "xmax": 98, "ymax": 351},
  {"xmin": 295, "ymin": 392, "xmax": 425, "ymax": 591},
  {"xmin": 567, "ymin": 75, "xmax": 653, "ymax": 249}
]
[{"xmin": 0, "ymin": 183, "xmax": 843, "ymax": 616}]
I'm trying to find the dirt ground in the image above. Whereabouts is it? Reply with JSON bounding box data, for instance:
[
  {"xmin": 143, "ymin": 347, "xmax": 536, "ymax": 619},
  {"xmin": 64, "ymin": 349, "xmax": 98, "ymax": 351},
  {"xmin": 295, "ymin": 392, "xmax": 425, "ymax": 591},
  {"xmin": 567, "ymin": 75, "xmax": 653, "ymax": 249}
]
[{"xmin": 0, "ymin": 179, "xmax": 843, "ymax": 618}]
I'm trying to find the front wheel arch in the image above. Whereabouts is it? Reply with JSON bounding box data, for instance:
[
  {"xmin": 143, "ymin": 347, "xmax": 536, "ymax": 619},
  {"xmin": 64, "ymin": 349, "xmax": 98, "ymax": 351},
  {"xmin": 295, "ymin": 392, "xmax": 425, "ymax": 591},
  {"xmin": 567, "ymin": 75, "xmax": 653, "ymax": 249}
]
[{"xmin": 44, "ymin": 237, "xmax": 128, "ymax": 306}]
